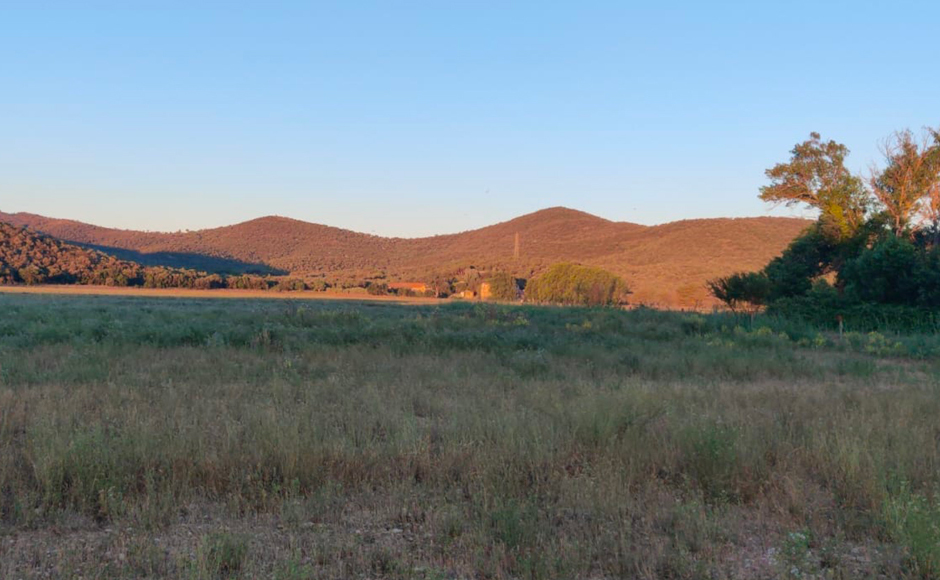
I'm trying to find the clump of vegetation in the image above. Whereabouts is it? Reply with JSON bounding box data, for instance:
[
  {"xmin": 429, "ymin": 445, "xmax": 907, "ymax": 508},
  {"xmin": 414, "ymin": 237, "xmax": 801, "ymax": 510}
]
[
  {"xmin": 0, "ymin": 222, "xmax": 148, "ymax": 286},
  {"xmin": 0, "ymin": 222, "xmax": 332, "ymax": 294},
  {"xmin": 706, "ymin": 271, "xmax": 770, "ymax": 315},
  {"xmin": 192, "ymin": 532, "xmax": 249, "ymax": 578},
  {"xmin": 274, "ymin": 278, "xmax": 307, "ymax": 292},
  {"xmin": 365, "ymin": 281, "xmax": 390, "ymax": 295},
  {"xmin": 525, "ymin": 262, "xmax": 628, "ymax": 306},
  {"xmin": 484, "ymin": 271, "xmax": 523, "ymax": 301},
  {"xmin": 710, "ymin": 126, "xmax": 940, "ymax": 330},
  {"xmin": 884, "ymin": 482, "xmax": 940, "ymax": 577}
]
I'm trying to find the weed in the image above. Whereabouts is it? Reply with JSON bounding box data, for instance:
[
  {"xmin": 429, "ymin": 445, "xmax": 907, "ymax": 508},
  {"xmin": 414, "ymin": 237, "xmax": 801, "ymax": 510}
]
[
  {"xmin": 883, "ymin": 482, "xmax": 940, "ymax": 577},
  {"xmin": 193, "ymin": 532, "xmax": 249, "ymax": 579}
]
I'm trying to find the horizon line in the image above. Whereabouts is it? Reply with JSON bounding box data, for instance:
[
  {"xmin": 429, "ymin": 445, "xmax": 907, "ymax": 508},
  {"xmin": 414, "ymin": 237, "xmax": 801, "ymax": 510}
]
[{"xmin": 0, "ymin": 205, "xmax": 815, "ymax": 240}]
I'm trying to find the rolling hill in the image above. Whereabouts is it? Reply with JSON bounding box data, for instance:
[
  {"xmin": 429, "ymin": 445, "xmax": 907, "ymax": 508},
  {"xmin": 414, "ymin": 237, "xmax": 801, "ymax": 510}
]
[{"xmin": 0, "ymin": 207, "xmax": 810, "ymax": 305}]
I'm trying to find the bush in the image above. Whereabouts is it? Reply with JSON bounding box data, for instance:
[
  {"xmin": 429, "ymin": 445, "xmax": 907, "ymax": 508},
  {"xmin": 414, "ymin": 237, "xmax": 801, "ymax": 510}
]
[
  {"xmin": 275, "ymin": 278, "xmax": 307, "ymax": 292},
  {"xmin": 883, "ymin": 482, "xmax": 940, "ymax": 577},
  {"xmin": 307, "ymin": 279, "xmax": 330, "ymax": 292},
  {"xmin": 767, "ymin": 292, "xmax": 940, "ymax": 333},
  {"xmin": 525, "ymin": 263, "xmax": 628, "ymax": 306},
  {"xmin": 763, "ymin": 225, "xmax": 837, "ymax": 300},
  {"xmin": 707, "ymin": 272, "xmax": 771, "ymax": 313},
  {"xmin": 195, "ymin": 532, "xmax": 249, "ymax": 577},
  {"xmin": 485, "ymin": 272, "xmax": 521, "ymax": 301},
  {"xmin": 840, "ymin": 235, "xmax": 921, "ymax": 305},
  {"xmin": 226, "ymin": 275, "xmax": 269, "ymax": 290},
  {"xmin": 194, "ymin": 274, "xmax": 225, "ymax": 290}
]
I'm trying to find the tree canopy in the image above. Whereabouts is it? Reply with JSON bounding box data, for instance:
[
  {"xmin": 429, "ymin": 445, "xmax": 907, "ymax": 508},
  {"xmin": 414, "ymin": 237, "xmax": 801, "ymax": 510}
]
[
  {"xmin": 525, "ymin": 263, "xmax": 628, "ymax": 306},
  {"xmin": 870, "ymin": 128, "xmax": 940, "ymax": 236},
  {"xmin": 711, "ymin": 124, "xmax": 940, "ymax": 327},
  {"xmin": 485, "ymin": 272, "xmax": 522, "ymax": 301},
  {"xmin": 759, "ymin": 132, "xmax": 869, "ymax": 239},
  {"xmin": 0, "ymin": 222, "xmax": 309, "ymax": 292}
]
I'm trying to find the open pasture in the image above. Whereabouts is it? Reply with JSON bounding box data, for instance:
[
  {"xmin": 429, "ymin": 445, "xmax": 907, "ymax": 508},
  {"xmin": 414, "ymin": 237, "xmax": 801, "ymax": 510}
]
[{"xmin": 2, "ymin": 294, "xmax": 940, "ymax": 578}]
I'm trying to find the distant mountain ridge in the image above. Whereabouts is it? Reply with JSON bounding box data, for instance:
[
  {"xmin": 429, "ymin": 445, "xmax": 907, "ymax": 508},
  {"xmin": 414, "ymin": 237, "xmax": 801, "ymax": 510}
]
[{"xmin": 0, "ymin": 207, "xmax": 811, "ymax": 305}]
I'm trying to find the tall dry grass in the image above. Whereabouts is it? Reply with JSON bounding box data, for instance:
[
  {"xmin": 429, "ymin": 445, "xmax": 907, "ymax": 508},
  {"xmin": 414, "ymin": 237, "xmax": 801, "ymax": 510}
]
[{"xmin": 2, "ymin": 295, "xmax": 939, "ymax": 578}]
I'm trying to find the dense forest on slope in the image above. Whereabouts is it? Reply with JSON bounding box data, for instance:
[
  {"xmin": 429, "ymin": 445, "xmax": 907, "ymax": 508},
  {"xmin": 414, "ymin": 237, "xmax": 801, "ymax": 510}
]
[
  {"xmin": 0, "ymin": 222, "xmax": 146, "ymax": 285},
  {"xmin": 0, "ymin": 222, "xmax": 286, "ymax": 290}
]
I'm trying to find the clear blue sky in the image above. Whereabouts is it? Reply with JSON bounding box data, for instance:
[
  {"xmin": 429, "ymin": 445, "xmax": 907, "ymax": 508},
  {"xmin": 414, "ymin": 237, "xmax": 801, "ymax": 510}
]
[{"xmin": 2, "ymin": 2, "xmax": 938, "ymax": 237}]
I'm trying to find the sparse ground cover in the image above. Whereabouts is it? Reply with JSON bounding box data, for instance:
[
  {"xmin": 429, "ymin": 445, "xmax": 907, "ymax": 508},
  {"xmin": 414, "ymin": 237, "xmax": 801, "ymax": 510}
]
[{"xmin": 1, "ymin": 294, "xmax": 940, "ymax": 579}]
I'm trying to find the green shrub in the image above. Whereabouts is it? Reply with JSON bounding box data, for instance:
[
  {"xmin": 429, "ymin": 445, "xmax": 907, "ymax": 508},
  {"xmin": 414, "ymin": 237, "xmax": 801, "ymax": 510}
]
[
  {"xmin": 307, "ymin": 278, "xmax": 330, "ymax": 292},
  {"xmin": 195, "ymin": 532, "xmax": 249, "ymax": 578},
  {"xmin": 681, "ymin": 421, "xmax": 741, "ymax": 503},
  {"xmin": 525, "ymin": 263, "xmax": 628, "ymax": 306},
  {"xmin": 707, "ymin": 272, "xmax": 772, "ymax": 313},
  {"xmin": 366, "ymin": 282, "xmax": 389, "ymax": 295},
  {"xmin": 883, "ymin": 483, "xmax": 940, "ymax": 578},
  {"xmin": 484, "ymin": 272, "xmax": 521, "ymax": 301},
  {"xmin": 275, "ymin": 278, "xmax": 307, "ymax": 292}
]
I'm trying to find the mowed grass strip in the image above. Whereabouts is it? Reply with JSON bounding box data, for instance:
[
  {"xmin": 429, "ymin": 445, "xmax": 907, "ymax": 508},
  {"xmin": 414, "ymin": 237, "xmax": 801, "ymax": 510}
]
[{"xmin": 1, "ymin": 294, "xmax": 940, "ymax": 578}]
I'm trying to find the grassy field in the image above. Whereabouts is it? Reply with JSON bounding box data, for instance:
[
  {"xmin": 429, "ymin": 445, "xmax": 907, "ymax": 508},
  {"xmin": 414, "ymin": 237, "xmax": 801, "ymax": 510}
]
[
  {"xmin": 0, "ymin": 285, "xmax": 442, "ymax": 304},
  {"xmin": 2, "ymin": 294, "xmax": 940, "ymax": 579}
]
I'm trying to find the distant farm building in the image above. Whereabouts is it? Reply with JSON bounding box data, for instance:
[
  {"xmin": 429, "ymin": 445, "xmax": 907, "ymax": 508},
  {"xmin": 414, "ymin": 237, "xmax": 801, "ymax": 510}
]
[{"xmin": 389, "ymin": 282, "xmax": 429, "ymax": 294}]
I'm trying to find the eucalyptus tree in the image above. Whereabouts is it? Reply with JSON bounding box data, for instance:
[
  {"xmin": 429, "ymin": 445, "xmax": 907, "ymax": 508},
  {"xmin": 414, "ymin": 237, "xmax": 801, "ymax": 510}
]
[
  {"xmin": 868, "ymin": 128, "xmax": 940, "ymax": 237},
  {"xmin": 759, "ymin": 132, "xmax": 869, "ymax": 239}
]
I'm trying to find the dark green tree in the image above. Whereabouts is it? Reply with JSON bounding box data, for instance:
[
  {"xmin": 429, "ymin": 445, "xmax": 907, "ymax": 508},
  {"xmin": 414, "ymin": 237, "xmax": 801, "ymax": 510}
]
[
  {"xmin": 485, "ymin": 272, "xmax": 520, "ymax": 301},
  {"xmin": 839, "ymin": 235, "xmax": 922, "ymax": 305},
  {"xmin": 762, "ymin": 225, "xmax": 838, "ymax": 299},
  {"xmin": 526, "ymin": 263, "xmax": 628, "ymax": 306},
  {"xmin": 707, "ymin": 272, "xmax": 771, "ymax": 314}
]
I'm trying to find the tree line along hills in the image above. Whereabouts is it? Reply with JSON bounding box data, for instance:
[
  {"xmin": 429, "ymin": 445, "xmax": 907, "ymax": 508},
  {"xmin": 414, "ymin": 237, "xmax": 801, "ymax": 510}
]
[{"xmin": 0, "ymin": 206, "xmax": 807, "ymax": 307}]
